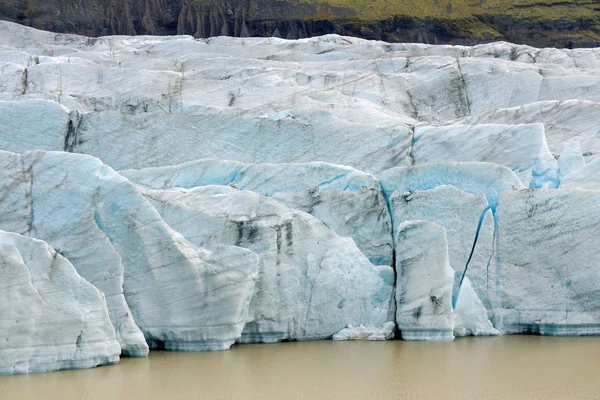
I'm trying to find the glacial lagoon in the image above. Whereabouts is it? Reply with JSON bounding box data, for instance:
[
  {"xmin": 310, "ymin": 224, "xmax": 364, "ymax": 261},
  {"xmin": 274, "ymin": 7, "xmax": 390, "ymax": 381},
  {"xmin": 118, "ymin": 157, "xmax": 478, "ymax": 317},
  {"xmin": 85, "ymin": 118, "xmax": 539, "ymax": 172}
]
[{"xmin": 2, "ymin": 337, "xmax": 600, "ymax": 400}]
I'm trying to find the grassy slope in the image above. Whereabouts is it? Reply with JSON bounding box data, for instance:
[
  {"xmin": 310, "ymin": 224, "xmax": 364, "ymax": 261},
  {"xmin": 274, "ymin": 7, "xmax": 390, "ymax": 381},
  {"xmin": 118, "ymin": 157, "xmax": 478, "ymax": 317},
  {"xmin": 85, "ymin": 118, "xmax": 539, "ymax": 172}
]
[
  {"xmin": 4, "ymin": 0, "xmax": 600, "ymax": 45},
  {"xmin": 286, "ymin": 0, "xmax": 599, "ymax": 21},
  {"xmin": 262, "ymin": 0, "xmax": 600, "ymax": 43}
]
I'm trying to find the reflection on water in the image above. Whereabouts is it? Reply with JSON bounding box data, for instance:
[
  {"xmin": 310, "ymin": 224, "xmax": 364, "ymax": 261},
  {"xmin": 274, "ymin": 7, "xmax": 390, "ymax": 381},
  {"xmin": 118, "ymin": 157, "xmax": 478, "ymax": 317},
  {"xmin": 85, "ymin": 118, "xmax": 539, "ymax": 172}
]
[{"xmin": 2, "ymin": 336, "xmax": 600, "ymax": 400}]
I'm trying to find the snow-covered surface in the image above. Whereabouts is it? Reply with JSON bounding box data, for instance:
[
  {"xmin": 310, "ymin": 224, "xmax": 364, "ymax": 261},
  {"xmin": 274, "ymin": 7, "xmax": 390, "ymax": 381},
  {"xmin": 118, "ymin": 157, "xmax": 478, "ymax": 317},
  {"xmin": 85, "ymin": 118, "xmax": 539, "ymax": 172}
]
[
  {"xmin": 2, "ymin": 21, "xmax": 600, "ymax": 174},
  {"xmin": 3, "ymin": 21, "xmax": 600, "ymax": 373},
  {"xmin": 0, "ymin": 230, "xmax": 120, "ymax": 375}
]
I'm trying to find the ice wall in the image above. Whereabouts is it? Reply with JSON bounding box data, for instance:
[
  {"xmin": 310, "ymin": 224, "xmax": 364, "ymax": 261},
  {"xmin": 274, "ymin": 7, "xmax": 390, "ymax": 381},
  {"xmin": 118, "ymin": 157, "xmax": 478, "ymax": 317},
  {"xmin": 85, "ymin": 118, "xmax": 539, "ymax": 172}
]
[
  {"xmin": 1, "ymin": 21, "xmax": 600, "ymax": 373},
  {"xmin": 0, "ymin": 230, "xmax": 120, "ymax": 374}
]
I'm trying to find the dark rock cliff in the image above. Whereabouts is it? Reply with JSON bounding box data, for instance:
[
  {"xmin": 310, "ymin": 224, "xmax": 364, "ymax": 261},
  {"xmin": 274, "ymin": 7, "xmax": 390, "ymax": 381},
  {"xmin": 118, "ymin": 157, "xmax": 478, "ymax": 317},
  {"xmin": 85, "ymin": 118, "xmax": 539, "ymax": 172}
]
[{"xmin": 2, "ymin": 0, "xmax": 599, "ymax": 48}]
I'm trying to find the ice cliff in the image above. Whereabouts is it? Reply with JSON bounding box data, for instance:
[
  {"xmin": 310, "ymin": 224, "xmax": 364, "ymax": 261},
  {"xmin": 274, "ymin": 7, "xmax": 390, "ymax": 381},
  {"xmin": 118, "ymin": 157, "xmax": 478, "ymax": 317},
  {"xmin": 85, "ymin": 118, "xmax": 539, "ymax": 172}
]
[
  {"xmin": 0, "ymin": 230, "xmax": 120, "ymax": 374},
  {"xmin": 1, "ymin": 20, "xmax": 600, "ymax": 374}
]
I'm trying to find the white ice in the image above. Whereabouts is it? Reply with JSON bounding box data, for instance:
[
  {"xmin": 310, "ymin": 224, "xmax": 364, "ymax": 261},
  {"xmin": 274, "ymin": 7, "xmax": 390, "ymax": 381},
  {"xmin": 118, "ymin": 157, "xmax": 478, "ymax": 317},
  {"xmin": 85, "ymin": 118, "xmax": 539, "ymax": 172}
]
[{"xmin": 0, "ymin": 230, "xmax": 120, "ymax": 374}]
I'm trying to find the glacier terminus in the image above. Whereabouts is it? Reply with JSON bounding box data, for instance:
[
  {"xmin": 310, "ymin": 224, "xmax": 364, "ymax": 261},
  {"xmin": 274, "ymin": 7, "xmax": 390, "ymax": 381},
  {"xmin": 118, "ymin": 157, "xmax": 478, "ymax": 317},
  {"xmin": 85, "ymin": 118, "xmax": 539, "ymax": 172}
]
[{"xmin": 1, "ymin": 20, "xmax": 600, "ymax": 374}]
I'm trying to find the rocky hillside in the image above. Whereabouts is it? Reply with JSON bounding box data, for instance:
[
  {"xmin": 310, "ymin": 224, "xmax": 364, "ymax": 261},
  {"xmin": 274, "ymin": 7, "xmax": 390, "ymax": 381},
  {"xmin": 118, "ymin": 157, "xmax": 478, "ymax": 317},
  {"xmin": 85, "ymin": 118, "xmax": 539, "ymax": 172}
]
[{"xmin": 1, "ymin": 0, "xmax": 599, "ymax": 47}]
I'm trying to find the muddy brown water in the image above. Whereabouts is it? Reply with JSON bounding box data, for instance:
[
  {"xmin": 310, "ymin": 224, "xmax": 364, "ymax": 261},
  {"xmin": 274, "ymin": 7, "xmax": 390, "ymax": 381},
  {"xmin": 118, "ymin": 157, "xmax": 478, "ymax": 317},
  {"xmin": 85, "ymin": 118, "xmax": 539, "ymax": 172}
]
[{"xmin": 2, "ymin": 336, "xmax": 600, "ymax": 400}]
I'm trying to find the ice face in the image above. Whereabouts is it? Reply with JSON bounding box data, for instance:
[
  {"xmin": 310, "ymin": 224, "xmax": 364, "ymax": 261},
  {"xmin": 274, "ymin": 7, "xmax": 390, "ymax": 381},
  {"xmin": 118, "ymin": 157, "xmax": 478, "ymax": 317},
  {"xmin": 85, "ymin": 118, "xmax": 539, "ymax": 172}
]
[
  {"xmin": 379, "ymin": 162, "xmax": 525, "ymax": 209},
  {"xmin": 0, "ymin": 149, "xmax": 264, "ymax": 353},
  {"xmin": 0, "ymin": 149, "xmax": 149, "ymax": 356},
  {"xmin": 122, "ymin": 160, "xmax": 392, "ymax": 267},
  {"xmin": 4, "ymin": 21, "xmax": 600, "ymax": 367},
  {"xmin": 559, "ymin": 157, "xmax": 600, "ymax": 190},
  {"xmin": 389, "ymin": 185, "xmax": 494, "ymax": 307},
  {"xmin": 0, "ymin": 100, "xmax": 71, "ymax": 153},
  {"xmin": 490, "ymin": 189, "xmax": 600, "ymax": 335},
  {"xmin": 558, "ymin": 139, "xmax": 586, "ymax": 180},
  {"xmin": 0, "ymin": 230, "xmax": 121, "ymax": 375},
  {"xmin": 412, "ymin": 124, "xmax": 557, "ymax": 188},
  {"xmin": 140, "ymin": 187, "xmax": 395, "ymax": 342},
  {"xmin": 395, "ymin": 221, "xmax": 455, "ymax": 341}
]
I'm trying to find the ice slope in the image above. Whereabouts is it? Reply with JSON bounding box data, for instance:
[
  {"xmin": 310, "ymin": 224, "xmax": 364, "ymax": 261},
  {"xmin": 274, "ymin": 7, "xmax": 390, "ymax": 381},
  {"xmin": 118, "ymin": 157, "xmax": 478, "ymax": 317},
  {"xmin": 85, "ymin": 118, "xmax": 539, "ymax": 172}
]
[
  {"xmin": 560, "ymin": 157, "xmax": 600, "ymax": 190},
  {"xmin": 0, "ymin": 149, "xmax": 265, "ymax": 353},
  {"xmin": 412, "ymin": 124, "xmax": 557, "ymax": 187},
  {"xmin": 459, "ymin": 57, "xmax": 600, "ymax": 114},
  {"xmin": 272, "ymin": 188, "xmax": 392, "ymax": 266},
  {"xmin": 1, "ymin": 21, "xmax": 600, "ymax": 177},
  {"xmin": 454, "ymin": 100, "xmax": 600, "ymax": 161},
  {"xmin": 140, "ymin": 187, "xmax": 395, "ymax": 342},
  {"xmin": 379, "ymin": 162, "xmax": 526, "ymax": 208},
  {"xmin": 0, "ymin": 230, "xmax": 120, "ymax": 375},
  {"xmin": 454, "ymin": 278, "xmax": 500, "ymax": 338},
  {"xmin": 120, "ymin": 159, "xmax": 381, "ymax": 194},
  {"xmin": 122, "ymin": 160, "xmax": 393, "ymax": 267},
  {"xmin": 0, "ymin": 32, "xmax": 470, "ymax": 123}
]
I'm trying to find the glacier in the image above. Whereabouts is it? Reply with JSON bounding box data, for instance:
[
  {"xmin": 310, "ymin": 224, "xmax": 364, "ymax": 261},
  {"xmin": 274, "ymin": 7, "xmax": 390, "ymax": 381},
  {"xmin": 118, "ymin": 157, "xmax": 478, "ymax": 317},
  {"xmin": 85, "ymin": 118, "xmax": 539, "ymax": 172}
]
[
  {"xmin": 0, "ymin": 149, "xmax": 149, "ymax": 356},
  {"xmin": 412, "ymin": 124, "xmax": 557, "ymax": 188},
  {"xmin": 0, "ymin": 230, "xmax": 120, "ymax": 374},
  {"xmin": 139, "ymin": 186, "xmax": 394, "ymax": 343},
  {"xmin": 490, "ymin": 189, "xmax": 600, "ymax": 335},
  {"xmin": 333, "ymin": 322, "xmax": 396, "ymax": 341},
  {"xmin": 2, "ymin": 20, "xmax": 600, "ymax": 373},
  {"xmin": 120, "ymin": 160, "xmax": 393, "ymax": 267},
  {"xmin": 388, "ymin": 185, "xmax": 495, "ymax": 308}
]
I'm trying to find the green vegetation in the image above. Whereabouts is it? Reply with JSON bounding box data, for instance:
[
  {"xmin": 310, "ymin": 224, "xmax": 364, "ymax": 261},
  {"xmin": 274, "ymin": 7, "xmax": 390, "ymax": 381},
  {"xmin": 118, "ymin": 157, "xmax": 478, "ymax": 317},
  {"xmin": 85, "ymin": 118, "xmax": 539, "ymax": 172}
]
[
  {"xmin": 5, "ymin": 0, "xmax": 600, "ymax": 46},
  {"xmin": 260, "ymin": 0, "xmax": 600, "ymax": 45},
  {"xmin": 273, "ymin": 0, "xmax": 600, "ymax": 22}
]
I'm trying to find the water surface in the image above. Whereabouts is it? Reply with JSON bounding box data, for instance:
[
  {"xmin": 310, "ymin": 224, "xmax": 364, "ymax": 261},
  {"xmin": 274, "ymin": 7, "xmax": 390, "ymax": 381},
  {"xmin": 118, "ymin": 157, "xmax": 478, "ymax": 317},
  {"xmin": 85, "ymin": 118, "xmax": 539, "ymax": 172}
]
[{"xmin": 2, "ymin": 336, "xmax": 600, "ymax": 399}]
